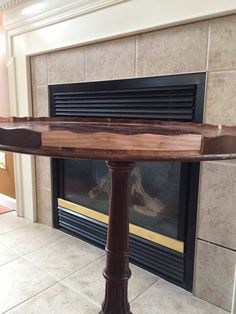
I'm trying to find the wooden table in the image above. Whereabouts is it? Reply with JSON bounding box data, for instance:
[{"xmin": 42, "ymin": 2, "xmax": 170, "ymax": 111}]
[{"xmin": 1, "ymin": 117, "xmax": 236, "ymax": 314}]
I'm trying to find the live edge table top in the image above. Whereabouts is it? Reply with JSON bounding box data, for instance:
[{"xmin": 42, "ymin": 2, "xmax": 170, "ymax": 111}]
[{"xmin": 0, "ymin": 117, "xmax": 236, "ymax": 162}]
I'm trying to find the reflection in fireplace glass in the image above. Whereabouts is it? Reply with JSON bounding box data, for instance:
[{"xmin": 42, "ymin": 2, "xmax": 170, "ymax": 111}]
[{"xmin": 64, "ymin": 160, "xmax": 181, "ymax": 239}]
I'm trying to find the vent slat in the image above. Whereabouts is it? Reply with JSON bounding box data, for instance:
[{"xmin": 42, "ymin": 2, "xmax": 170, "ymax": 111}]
[
  {"xmin": 55, "ymin": 112, "xmax": 193, "ymax": 120},
  {"xmin": 55, "ymin": 98, "xmax": 194, "ymax": 104},
  {"xmin": 55, "ymin": 108, "xmax": 193, "ymax": 114},
  {"xmin": 55, "ymin": 103, "xmax": 194, "ymax": 109},
  {"xmin": 53, "ymin": 84, "xmax": 195, "ymax": 96},
  {"xmin": 55, "ymin": 95, "xmax": 194, "ymax": 101}
]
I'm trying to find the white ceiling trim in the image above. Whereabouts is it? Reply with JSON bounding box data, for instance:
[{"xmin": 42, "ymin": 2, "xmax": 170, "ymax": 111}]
[{"xmin": 2, "ymin": 0, "xmax": 126, "ymax": 36}]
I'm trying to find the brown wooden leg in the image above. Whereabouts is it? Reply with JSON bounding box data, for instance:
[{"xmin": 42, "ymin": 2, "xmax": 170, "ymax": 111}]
[{"xmin": 99, "ymin": 161, "xmax": 135, "ymax": 314}]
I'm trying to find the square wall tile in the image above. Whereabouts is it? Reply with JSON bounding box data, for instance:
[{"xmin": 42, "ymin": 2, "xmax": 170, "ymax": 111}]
[
  {"xmin": 31, "ymin": 54, "xmax": 48, "ymax": 86},
  {"xmin": 36, "ymin": 186, "xmax": 53, "ymax": 226},
  {"xmin": 85, "ymin": 36, "xmax": 135, "ymax": 81},
  {"xmin": 205, "ymin": 71, "xmax": 236, "ymax": 125},
  {"xmin": 48, "ymin": 47, "xmax": 85, "ymax": 84},
  {"xmin": 136, "ymin": 21, "xmax": 208, "ymax": 77},
  {"xmin": 208, "ymin": 15, "xmax": 236, "ymax": 70},
  {"xmin": 35, "ymin": 156, "xmax": 51, "ymax": 191},
  {"xmin": 194, "ymin": 240, "xmax": 236, "ymax": 311},
  {"xmin": 197, "ymin": 161, "xmax": 236, "ymax": 250},
  {"xmin": 32, "ymin": 85, "xmax": 49, "ymax": 117}
]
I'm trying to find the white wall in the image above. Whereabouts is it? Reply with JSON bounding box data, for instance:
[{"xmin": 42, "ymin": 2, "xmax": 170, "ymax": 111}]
[{"xmin": 0, "ymin": 13, "xmax": 10, "ymax": 116}]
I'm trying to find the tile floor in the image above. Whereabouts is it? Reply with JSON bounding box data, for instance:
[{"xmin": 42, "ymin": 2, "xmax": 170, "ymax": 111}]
[{"xmin": 0, "ymin": 212, "xmax": 229, "ymax": 314}]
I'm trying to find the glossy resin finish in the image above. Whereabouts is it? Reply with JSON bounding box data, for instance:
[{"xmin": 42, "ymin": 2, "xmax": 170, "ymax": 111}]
[{"xmin": 0, "ymin": 117, "xmax": 236, "ymax": 161}]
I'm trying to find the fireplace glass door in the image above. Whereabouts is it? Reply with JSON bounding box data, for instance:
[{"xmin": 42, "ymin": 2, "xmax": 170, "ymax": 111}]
[{"xmin": 63, "ymin": 160, "xmax": 182, "ymax": 240}]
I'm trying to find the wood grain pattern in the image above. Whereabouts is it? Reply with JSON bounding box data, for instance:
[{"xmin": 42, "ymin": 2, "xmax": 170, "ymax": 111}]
[
  {"xmin": 0, "ymin": 117, "xmax": 236, "ymax": 161},
  {"xmin": 41, "ymin": 131, "xmax": 202, "ymax": 151}
]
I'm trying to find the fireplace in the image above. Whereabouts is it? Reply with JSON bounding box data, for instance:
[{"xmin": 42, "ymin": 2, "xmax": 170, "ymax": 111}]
[{"xmin": 50, "ymin": 73, "xmax": 205, "ymax": 291}]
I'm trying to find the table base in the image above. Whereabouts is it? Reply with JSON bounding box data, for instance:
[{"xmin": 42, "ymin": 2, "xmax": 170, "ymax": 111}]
[{"xmin": 99, "ymin": 161, "xmax": 135, "ymax": 314}]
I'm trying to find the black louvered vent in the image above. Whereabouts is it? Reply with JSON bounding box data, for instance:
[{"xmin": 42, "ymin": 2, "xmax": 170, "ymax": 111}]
[
  {"xmin": 50, "ymin": 74, "xmax": 205, "ymax": 122},
  {"xmin": 52, "ymin": 86, "xmax": 196, "ymax": 121}
]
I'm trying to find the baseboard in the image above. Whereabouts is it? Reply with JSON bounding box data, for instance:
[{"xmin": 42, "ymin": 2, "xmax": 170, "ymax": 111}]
[{"xmin": 0, "ymin": 193, "xmax": 16, "ymax": 210}]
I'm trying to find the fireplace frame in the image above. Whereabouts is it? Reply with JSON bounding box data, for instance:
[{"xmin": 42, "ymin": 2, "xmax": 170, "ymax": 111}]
[{"xmin": 50, "ymin": 73, "xmax": 205, "ymax": 291}]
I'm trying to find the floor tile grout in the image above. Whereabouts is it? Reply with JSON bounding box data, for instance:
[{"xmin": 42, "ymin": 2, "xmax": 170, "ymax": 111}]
[
  {"xmin": 23, "ymin": 249, "xmax": 105, "ymax": 283},
  {"xmin": 130, "ymin": 277, "xmax": 160, "ymax": 305},
  {"xmin": 60, "ymin": 281, "xmax": 101, "ymax": 308},
  {"xmin": 0, "ymin": 226, "xmax": 67, "ymax": 257},
  {"xmin": 1, "ymin": 255, "xmax": 104, "ymax": 312},
  {"xmin": 59, "ymin": 254, "xmax": 105, "ymax": 283},
  {"xmin": 0, "ymin": 222, "xmax": 32, "ymax": 237},
  {"xmin": 1, "ymin": 282, "xmax": 59, "ymax": 314},
  {"xmin": 0, "ymin": 221, "xmax": 33, "ymax": 237},
  {"xmin": 22, "ymin": 233, "xmax": 68, "ymax": 256},
  {"xmin": 0, "ymin": 256, "xmax": 20, "ymax": 268}
]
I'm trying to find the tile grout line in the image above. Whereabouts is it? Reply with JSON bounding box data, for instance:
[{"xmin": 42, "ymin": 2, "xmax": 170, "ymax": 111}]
[
  {"xmin": 59, "ymin": 255, "xmax": 108, "ymax": 308},
  {"xmin": 0, "ymin": 221, "xmax": 71, "ymax": 256},
  {"xmin": 0, "ymin": 248, "xmax": 60, "ymax": 286},
  {"xmin": 84, "ymin": 47, "xmax": 86, "ymax": 81},
  {"xmin": 0, "ymin": 216, "xmax": 168, "ymax": 312},
  {"xmin": 21, "ymin": 232, "xmax": 68, "ymax": 256},
  {"xmin": 0, "ymin": 220, "xmax": 33, "ymax": 237},
  {"xmin": 0, "ymin": 232, "xmax": 66, "ymax": 258},
  {"xmin": 205, "ymin": 20, "xmax": 211, "ymax": 71},
  {"xmin": 60, "ymin": 281, "xmax": 101, "ymax": 308},
  {"xmin": 207, "ymin": 68, "xmax": 236, "ymax": 73},
  {"xmin": 24, "ymin": 251, "xmax": 105, "ymax": 283},
  {"xmin": 60, "ymin": 254, "xmax": 105, "ymax": 282},
  {"xmin": 2, "ymin": 282, "xmax": 59, "ymax": 314},
  {"xmin": 0, "ymin": 219, "xmax": 105, "ymax": 278},
  {"xmin": 0, "ymin": 256, "xmax": 20, "ymax": 268},
  {"xmin": 197, "ymin": 238, "xmax": 236, "ymax": 252},
  {"xmin": 130, "ymin": 277, "xmax": 160, "ymax": 305},
  {"xmin": 134, "ymin": 35, "xmax": 138, "ymax": 77},
  {"xmin": 16, "ymin": 253, "xmax": 105, "ymax": 310},
  {"xmin": 0, "ymin": 216, "xmax": 33, "ymax": 236},
  {"xmin": 0, "ymin": 237, "xmax": 105, "ymax": 312},
  {"xmin": 204, "ymin": 160, "xmax": 236, "ymax": 167},
  {"xmin": 19, "ymin": 241, "xmax": 104, "ymax": 282}
]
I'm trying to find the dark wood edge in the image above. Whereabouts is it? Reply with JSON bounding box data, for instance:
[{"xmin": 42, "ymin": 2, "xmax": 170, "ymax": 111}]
[
  {"xmin": 1, "ymin": 144, "xmax": 236, "ymax": 161},
  {"xmin": 201, "ymin": 135, "xmax": 236, "ymax": 154},
  {"xmin": 0, "ymin": 128, "xmax": 41, "ymax": 149},
  {"xmin": 1, "ymin": 116, "xmax": 236, "ymax": 131}
]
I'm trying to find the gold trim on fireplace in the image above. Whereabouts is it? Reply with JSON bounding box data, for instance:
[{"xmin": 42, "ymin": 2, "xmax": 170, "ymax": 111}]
[{"xmin": 58, "ymin": 198, "xmax": 184, "ymax": 253}]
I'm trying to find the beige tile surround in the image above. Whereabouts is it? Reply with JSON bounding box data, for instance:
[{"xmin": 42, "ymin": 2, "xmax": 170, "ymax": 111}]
[{"xmin": 31, "ymin": 14, "xmax": 236, "ymax": 311}]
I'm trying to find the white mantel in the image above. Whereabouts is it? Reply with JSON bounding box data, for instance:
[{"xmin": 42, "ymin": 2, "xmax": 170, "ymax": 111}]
[
  {"xmin": 2, "ymin": 0, "xmax": 236, "ymax": 37},
  {"xmin": 1, "ymin": 0, "xmax": 236, "ymax": 221}
]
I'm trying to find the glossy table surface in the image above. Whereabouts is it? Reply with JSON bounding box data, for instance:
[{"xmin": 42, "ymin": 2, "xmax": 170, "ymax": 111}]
[
  {"xmin": 1, "ymin": 116, "xmax": 236, "ymax": 314},
  {"xmin": 0, "ymin": 117, "xmax": 236, "ymax": 161}
]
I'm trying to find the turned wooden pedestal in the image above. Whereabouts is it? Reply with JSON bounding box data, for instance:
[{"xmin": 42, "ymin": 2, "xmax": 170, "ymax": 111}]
[{"xmin": 100, "ymin": 161, "xmax": 135, "ymax": 314}]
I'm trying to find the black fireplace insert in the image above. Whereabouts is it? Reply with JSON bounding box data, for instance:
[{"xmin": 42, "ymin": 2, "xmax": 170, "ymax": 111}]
[{"xmin": 49, "ymin": 73, "xmax": 205, "ymax": 291}]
